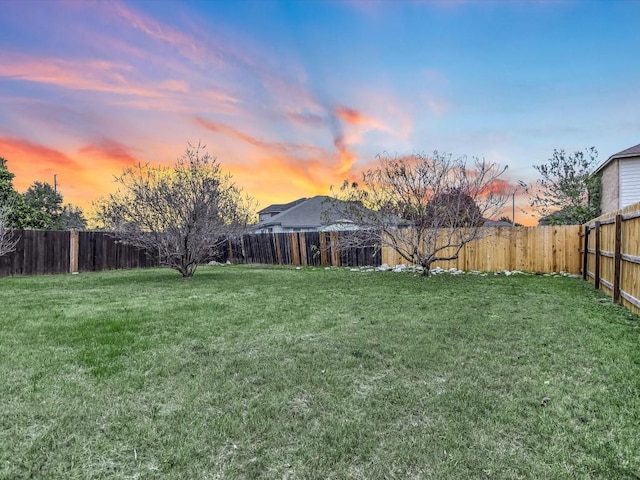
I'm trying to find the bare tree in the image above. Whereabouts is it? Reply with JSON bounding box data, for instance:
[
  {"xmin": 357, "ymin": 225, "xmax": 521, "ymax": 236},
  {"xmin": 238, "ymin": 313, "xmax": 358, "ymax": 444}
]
[
  {"xmin": 329, "ymin": 152, "xmax": 508, "ymax": 275},
  {"xmin": 94, "ymin": 143, "xmax": 254, "ymax": 277},
  {"xmin": 0, "ymin": 206, "xmax": 18, "ymax": 258}
]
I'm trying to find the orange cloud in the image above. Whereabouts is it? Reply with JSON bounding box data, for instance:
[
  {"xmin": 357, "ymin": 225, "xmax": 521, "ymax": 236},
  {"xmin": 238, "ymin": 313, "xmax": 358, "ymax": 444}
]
[
  {"xmin": 334, "ymin": 135, "xmax": 358, "ymax": 175},
  {"xmin": 0, "ymin": 136, "xmax": 149, "ymax": 214},
  {"xmin": 78, "ymin": 138, "xmax": 142, "ymax": 170},
  {"xmin": 194, "ymin": 114, "xmax": 366, "ymax": 197},
  {"xmin": 0, "ymin": 137, "xmax": 78, "ymax": 176},
  {"xmin": 0, "ymin": 136, "xmax": 93, "ymax": 206},
  {"xmin": 191, "ymin": 115, "xmax": 369, "ymax": 210},
  {"xmin": 335, "ymin": 105, "xmax": 389, "ymax": 131},
  {"xmin": 335, "ymin": 106, "xmax": 368, "ymax": 125},
  {"xmin": 484, "ymin": 178, "xmax": 516, "ymax": 196}
]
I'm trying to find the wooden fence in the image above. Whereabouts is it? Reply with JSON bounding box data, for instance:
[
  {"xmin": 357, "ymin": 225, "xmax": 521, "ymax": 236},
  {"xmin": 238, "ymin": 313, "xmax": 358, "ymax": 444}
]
[
  {"xmin": 582, "ymin": 201, "xmax": 640, "ymax": 315},
  {"xmin": 0, "ymin": 230, "xmax": 71, "ymax": 276},
  {"xmin": 241, "ymin": 231, "xmax": 381, "ymax": 267},
  {"xmin": 76, "ymin": 232, "xmax": 158, "ymax": 273},
  {"xmin": 0, "ymin": 231, "xmax": 157, "ymax": 277},
  {"xmin": 381, "ymin": 226, "xmax": 582, "ymax": 274},
  {"xmin": 239, "ymin": 227, "xmax": 581, "ymax": 273},
  {"xmin": 1, "ymin": 226, "xmax": 582, "ymax": 277}
]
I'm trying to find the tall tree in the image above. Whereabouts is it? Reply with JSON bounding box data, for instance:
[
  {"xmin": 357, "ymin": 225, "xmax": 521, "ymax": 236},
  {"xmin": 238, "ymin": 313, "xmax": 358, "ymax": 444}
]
[
  {"xmin": 0, "ymin": 158, "xmax": 16, "ymax": 203},
  {"xmin": 22, "ymin": 181, "xmax": 63, "ymax": 229},
  {"xmin": 329, "ymin": 152, "xmax": 508, "ymax": 276},
  {"xmin": 0, "ymin": 158, "xmax": 86, "ymax": 230},
  {"xmin": 94, "ymin": 143, "xmax": 254, "ymax": 277},
  {"xmin": 0, "ymin": 157, "xmax": 31, "ymax": 229},
  {"xmin": 60, "ymin": 204, "xmax": 87, "ymax": 230},
  {"xmin": 525, "ymin": 147, "xmax": 601, "ymax": 225}
]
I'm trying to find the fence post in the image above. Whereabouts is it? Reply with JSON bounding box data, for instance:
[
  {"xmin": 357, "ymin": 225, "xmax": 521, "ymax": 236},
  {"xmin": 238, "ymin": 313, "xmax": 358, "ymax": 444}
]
[
  {"xmin": 594, "ymin": 221, "xmax": 601, "ymax": 290},
  {"xmin": 613, "ymin": 214, "xmax": 622, "ymax": 304},
  {"xmin": 582, "ymin": 225, "xmax": 589, "ymax": 281},
  {"xmin": 69, "ymin": 230, "xmax": 79, "ymax": 273},
  {"xmin": 273, "ymin": 234, "xmax": 282, "ymax": 264},
  {"xmin": 319, "ymin": 232, "xmax": 328, "ymax": 266}
]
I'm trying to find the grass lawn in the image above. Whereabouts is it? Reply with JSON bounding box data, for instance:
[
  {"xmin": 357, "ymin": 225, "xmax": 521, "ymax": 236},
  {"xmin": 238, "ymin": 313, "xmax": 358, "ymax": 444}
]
[{"xmin": 1, "ymin": 265, "xmax": 639, "ymax": 479}]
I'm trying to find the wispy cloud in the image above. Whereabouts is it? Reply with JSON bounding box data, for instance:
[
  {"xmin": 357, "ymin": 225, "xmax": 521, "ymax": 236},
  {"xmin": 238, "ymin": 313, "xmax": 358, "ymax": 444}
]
[
  {"xmin": 107, "ymin": 1, "xmax": 212, "ymax": 67},
  {"xmin": 194, "ymin": 116, "xmax": 327, "ymax": 158},
  {"xmin": 0, "ymin": 54, "xmax": 155, "ymax": 97}
]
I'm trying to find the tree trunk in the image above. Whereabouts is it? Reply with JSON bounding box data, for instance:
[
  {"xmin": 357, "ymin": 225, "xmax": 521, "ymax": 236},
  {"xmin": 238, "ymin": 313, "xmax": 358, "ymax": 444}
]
[
  {"xmin": 177, "ymin": 261, "xmax": 197, "ymax": 277},
  {"xmin": 421, "ymin": 263, "xmax": 430, "ymax": 277}
]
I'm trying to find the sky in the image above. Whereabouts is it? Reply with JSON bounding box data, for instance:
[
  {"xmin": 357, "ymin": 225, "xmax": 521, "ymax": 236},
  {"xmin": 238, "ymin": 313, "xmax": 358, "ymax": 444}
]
[{"xmin": 0, "ymin": 0, "xmax": 639, "ymax": 225}]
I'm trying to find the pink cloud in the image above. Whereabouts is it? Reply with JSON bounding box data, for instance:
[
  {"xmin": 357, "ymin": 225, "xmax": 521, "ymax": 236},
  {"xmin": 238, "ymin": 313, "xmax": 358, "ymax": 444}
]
[{"xmin": 0, "ymin": 53, "xmax": 155, "ymax": 97}]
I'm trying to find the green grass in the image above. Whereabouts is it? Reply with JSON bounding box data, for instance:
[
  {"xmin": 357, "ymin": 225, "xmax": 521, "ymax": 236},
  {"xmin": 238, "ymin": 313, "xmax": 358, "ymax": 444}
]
[{"xmin": 1, "ymin": 265, "xmax": 639, "ymax": 479}]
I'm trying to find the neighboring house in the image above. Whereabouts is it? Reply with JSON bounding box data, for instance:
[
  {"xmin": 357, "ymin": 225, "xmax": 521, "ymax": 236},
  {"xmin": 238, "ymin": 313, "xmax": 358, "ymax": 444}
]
[
  {"xmin": 257, "ymin": 198, "xmax": 307, "ymax": 223},
  {"xmin": 483, "ymin": 219, "xmax": 515, "ymax": 227},
  {"xmin": 253, "ymin": 196, "xmax": 359, "ymax": 233},
  {"xmin": 593, "ymin": 143, "xmax": 640, "ymax": 214}
]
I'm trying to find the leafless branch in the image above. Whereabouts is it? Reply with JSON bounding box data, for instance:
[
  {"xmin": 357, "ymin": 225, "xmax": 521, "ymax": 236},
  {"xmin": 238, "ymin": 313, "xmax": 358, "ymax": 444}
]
[
  {"xmin": 93, "ymin": 142, "xmax": 255, "ymax": 277},
  {"xmin": 328, "ymin": 152, "xmax": 508, "ymax": 275},
  {"xmin": 0, "ymin": 207, "xmax": 18, "ymax": 258}
]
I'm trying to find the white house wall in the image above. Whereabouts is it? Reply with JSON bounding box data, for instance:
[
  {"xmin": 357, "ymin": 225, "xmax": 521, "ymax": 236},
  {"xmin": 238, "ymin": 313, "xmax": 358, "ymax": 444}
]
[{"xmin": 620, "ymin": 157, "xmax": 640, "ymax": 209}]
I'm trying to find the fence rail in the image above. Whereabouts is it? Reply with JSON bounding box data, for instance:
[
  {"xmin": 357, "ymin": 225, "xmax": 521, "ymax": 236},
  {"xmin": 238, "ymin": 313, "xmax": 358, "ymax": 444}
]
[{"xmin": 582, "ymin": 201, "xmax": 640, "ymax": 315}]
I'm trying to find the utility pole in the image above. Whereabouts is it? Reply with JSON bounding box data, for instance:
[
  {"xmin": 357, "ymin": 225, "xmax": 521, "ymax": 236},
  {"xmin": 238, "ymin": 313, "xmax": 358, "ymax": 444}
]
[{"xmin": 53, "ymin": 174, "xmax": 57, "ymax": 193}]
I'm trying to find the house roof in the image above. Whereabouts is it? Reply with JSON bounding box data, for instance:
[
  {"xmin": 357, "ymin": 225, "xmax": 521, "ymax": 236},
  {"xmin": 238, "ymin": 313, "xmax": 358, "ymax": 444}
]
[
  {"xmin": 254, "ymin": 196, "xmax": 349, "ymax": 229},
  {"xmin": 483, "ymin": 219, "xmax": 514, "ymax": 227},
  {"xmin": 257, "ymin": 198, "xmax": 307, "ymax": 215},
  {"xmin": 593, "ymin": 143, "xmax": 640, "ymax": 174}
]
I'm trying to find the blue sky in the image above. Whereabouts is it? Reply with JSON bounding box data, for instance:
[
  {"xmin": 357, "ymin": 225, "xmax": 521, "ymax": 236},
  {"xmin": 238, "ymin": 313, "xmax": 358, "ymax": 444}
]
[{"xmin": 0, "ymin": 0, "xmax": 638, "ymax": 223}]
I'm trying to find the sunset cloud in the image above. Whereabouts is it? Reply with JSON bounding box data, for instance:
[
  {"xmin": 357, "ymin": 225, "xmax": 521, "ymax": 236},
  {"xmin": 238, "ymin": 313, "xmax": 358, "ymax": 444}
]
[
  {"xmin": 194, "ymin": 116, "xmax": 327, "ymax": 158},
  {"xmin": 0, "ymin": 135, "xmax": 149, "ymax": 213},
  {"xmin": 0, "ymin": 55, "xmax": 145, "ymax": 95},
  {"xmin": 0, "ymin": 136, "xmax": 78, "ymax": 174},
  {"xmin": 1, "ymin": 0, "xmax": 633, "ymax": 227},
  {"xmin": 0, "ymin": 136, "xmax": 91, "ymax": 205},
  {"xmin": 78, "ymin": 138, "xmax": 142, "ymax": 170},
  {"xmin": 335, "ymin": 105, "xmax": 387, "ymax": 131},
  {"xmin": 333, "ymin": 135, "xmax": 358, "ymax": 175},
  {"xmin": 484, "ymin": 178, "xmax": 517, "ymax": 196}
]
